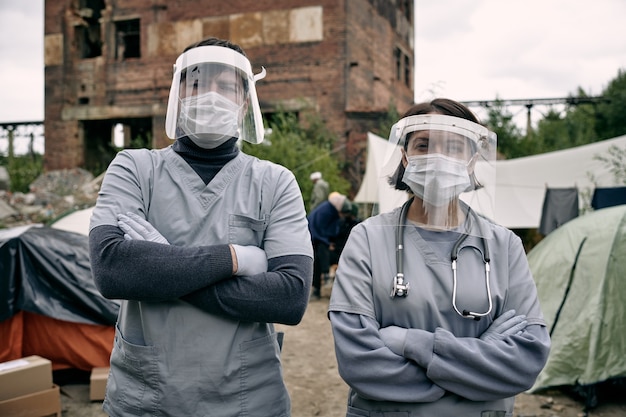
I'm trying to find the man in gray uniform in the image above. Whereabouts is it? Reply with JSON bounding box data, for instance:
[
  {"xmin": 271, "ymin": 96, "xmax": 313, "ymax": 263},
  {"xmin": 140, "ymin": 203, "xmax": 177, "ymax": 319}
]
[{"xmin": 89, "ymin": 37, "xmax": 313, "ymax": 417}]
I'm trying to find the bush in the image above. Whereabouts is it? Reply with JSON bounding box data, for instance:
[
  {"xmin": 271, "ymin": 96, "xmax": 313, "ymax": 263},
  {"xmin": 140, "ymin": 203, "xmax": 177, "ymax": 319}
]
[{"xmin": 0, "ymin": 154, "xmax": 44, "ymax": 193}]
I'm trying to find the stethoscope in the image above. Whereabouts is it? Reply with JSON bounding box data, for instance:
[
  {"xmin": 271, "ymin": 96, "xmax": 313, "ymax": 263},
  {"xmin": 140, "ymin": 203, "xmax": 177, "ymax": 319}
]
[{"xmin": 391, "ymin": 198, "xmax": 493, "ymax": 321}]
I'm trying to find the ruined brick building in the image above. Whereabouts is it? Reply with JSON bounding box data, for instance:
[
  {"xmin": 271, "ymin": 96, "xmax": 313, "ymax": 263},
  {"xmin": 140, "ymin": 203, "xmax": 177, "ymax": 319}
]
[{"xmin": 43, "ymin": 0, "xmax": 415, "ymax": 190}]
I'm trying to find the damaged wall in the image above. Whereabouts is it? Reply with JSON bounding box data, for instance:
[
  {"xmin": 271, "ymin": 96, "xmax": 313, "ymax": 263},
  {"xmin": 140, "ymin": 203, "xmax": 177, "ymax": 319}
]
[{"xmin": 43, "ymin": 0, "xmax": 414, "ymax": 184}]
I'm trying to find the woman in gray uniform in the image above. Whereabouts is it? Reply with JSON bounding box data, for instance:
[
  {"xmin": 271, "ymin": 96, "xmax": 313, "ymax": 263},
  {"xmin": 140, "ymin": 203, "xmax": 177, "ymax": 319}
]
[
  {"xmin": 328, "ymin": 98, "xmax": 550, "ymax": 417},
  {"xmin": 89, "ymin": 37, "xmax": 313, "ymax": 416}
]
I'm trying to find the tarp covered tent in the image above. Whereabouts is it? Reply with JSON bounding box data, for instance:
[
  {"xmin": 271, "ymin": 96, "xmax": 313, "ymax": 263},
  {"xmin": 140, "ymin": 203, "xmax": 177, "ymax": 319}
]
[
  {"xmin": 0, "ymin": 225, "xmax": 118, "ymax": 371},
  {"xmin": 356, "ymin": 133, "xmax": 626, "ymax": 227},
  {"xmin": 527, "ymin": 205, "xmax": 626, "ymax": 400}
]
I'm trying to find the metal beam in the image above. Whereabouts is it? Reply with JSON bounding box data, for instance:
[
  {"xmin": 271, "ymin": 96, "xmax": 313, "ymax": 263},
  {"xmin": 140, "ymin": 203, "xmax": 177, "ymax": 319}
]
[
  {"xmin": 0, "ymin": 121, "xmax": 43, "ymax": 129},
  {"xmin": 460, "ymin": 96, "xmax": 608, "ymax": 108},
  {"xmin": 459, "ymin": 96, "xmax": 608, "ymax": 137}
]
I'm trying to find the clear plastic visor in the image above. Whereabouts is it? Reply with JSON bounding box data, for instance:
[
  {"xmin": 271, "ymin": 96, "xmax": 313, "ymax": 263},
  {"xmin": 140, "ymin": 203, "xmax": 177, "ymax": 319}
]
[
  {"xmin": 381, "ymin": 114, "xmax": 497, "ymax": 237},
  {"xmin": 387, "ymin": 114, "xmax": 494, "ymax": 160},
  {"xmin": 165, "ymin": 45, "xmax": 266, "ymax": 144},
  {"xmin": 179, "ymin": 63, "xmax": 247, "ymax": 104}
]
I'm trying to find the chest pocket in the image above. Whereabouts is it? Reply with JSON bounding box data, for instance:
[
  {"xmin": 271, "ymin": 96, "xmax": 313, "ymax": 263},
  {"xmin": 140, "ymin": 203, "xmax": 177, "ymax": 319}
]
[{"xmin": 229, "ymin": 214, "xmax": 269, "ymax": 247}]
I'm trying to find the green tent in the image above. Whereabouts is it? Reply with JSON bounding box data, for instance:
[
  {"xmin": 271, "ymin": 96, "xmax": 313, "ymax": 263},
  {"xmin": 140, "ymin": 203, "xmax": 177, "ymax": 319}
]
[{"xmin": 527, "ymin": 205, "xmax": 626, "ymax": 396}]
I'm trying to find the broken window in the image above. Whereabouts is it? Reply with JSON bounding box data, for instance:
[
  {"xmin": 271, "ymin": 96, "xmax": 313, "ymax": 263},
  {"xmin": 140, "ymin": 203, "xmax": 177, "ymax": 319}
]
[
  {"xmin": 75, "ymin": 0, "xmax": 105, "ymax": 58},
  {"xmin": 83, "ymin": 118, "xmax": 151, "ymax": 174},
  {"xmin": 394, "ymin": 47, "xmax": 412, "ymax": 88},
  {"xmin": 394, "ymin": 48, "xmax": 402, "ymax": 81},
  {"xmin": 399, "ymin": 0, "xmax": 412, "ymax": 22},
  {"xmin": 115, "ymin": 19, "xmax": 141, "ymax": 60},
  {"xmin": 404, "ymin": 54, "xmax": 411, "ymax": 87}
]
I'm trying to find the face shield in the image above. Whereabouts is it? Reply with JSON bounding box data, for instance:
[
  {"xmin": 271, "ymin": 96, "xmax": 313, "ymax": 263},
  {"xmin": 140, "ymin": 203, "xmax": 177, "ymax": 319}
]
[
  {"xmin": 381, "ymin": 114, "xmax": 497, "ymax": 237},
  {"xmin": 165, "ymin": 45, "xmax": 267, "ymax": 148}
]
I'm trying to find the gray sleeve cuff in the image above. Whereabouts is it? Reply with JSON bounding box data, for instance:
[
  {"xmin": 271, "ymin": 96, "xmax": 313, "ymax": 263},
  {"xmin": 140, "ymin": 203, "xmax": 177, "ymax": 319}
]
[{"xmin": 403, "ymin": 328, "xmax": 435, "ymax": 367}]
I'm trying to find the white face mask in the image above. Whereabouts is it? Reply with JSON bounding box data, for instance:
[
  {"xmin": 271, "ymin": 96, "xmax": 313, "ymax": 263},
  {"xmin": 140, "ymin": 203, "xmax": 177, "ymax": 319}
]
[
  {"xmin": 402, "ymin": 154, "xmax": 472, "ymax": 207},
  {"xmin": 177, "ymin": 91, "xmax": 242, "ymax": 149}
]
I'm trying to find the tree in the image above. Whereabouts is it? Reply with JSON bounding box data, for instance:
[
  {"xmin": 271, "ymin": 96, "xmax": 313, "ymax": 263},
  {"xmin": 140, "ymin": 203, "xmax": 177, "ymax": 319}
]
[
  {"xmin": 594, "ymin": 144, "xmax": 626, "ymax": 185},
  {"xmin": 371, "ymin": 102, "xmax": 401, "ymax": 140},
  {"xmin": 595, "ymin": 68, "xmax": 626, "ymax": 140},
  {"xmin": 531, "ymin": 109, "xmax": 571, "ymax": 153},
  {"xmin": 483, "ymin": 99, "xmax": 524, "ymax": 159},
  {"xmin": 561, "ymin": 90, "xmax": 599, "ymax": 147},
  {"xmin": 242, "ymin": 110, "xmax": 351, "ymax": 212},
  {"xmin": 0, "ymin": 154, "xmax": 43, "ymax": 193},
  {"xmin": 535, "ymin": 89, "xmax": 599, "ymax": 151},
  {"xmin": 511, "ymin": 89, "xmax": 600, "ymax": 158}
]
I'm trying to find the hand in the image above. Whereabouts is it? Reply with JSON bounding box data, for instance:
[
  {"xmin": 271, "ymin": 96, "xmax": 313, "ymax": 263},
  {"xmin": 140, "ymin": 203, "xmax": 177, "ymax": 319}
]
[
  {"xmin": 480, "ymin": 309, "xmax": 527, "ymax": 342},
  {"xmin": 231, "ymin": 244, "xmax": 267, "ymax": 276},
  {"xmin": 117, "ymin": 212, "xmax": 169, "ymax": 244},
  {"xmin": 379, "ymin": 325, "xmax": 408, "ymax": 356}
]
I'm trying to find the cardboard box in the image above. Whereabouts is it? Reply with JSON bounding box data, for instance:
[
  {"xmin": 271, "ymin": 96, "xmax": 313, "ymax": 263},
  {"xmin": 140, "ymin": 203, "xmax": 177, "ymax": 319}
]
[
  {"xmin": 0, "ymin": 356, "xmax": 53, "ymax": 401},
  {"xmin": 0, "ymin": 384, "xmax": 61, "ymax": 417},
  {"xmin": 89, "ymin": 367, "xmax": 109, "ymax": 401}
]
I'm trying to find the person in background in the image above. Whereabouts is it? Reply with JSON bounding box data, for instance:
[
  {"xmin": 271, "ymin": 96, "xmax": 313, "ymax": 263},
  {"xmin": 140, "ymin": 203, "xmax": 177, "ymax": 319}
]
[
  {"xmin": 309, "ymin": 171, "xmax": 329, "ymax": 212},
  {"xmin": 328, "ymin": 98, "xmax": 550, "ymax": 416},
  {"xmin": 307, "ymin": 192, "xmax": 353, "ymax": 300},
  {"xmin": 89, "ymin": 37, "xmax": 313, "ymax": 417},
  {"xmin": 328, "ymin": 202, "xmax": 361, "ymax": 278}
]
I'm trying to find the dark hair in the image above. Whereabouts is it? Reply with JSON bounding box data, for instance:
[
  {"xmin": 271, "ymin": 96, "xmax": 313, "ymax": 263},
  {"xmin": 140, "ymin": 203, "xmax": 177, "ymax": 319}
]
[
  {"xmin": 389, "ymin": 98, "xmax": 479, "ymax": 191},
  {"xmin": 180, "ymin": 37, "xmax": 249, "ymax": 93},
  {"xmin": 183, "ymin": 37, "xmax": 247, "ymax": 56}
]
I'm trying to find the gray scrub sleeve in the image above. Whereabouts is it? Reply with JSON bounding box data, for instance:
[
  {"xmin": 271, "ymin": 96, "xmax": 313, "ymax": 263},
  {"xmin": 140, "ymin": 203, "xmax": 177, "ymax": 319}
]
[
  {"xmin": 331, "ymin": 311, "xmax": 550, "ymax": 403},
  {"xmin": 90, "ymin": 148, "xmax": 313, "ymax": 324},
  {"xmin": 330, "ymin": 311, "xmax": 445, "ymax": 402},
  {"xmin": 90, "ymin": 223, "xmax": 312, "ymax": 324},
  {"xmin": 386, "ymin": 230, "xmax": 550, "ymax": 401},
  {"xmin": 329, "ymin": 210, "xmax": 551, "ymax": 404},
  {"xmin": 182, "ymin": 254, "xmax": 313, "ymax": 325},
  {"xmin": 389, "ymin": 323, "xmax": 551, "ymax": 400},
  {"xmin": 90, "ymin": 224, "xmax": 233, "ymax": 301}
]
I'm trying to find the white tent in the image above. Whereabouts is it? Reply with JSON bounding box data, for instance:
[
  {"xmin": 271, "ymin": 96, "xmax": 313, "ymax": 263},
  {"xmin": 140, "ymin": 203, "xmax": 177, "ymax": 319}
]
[
  {"xmin": 50, "ymin": 206, "xmax": 94, "ymax": 236},
  {"xmin": 354, "ymin": 132, "xmax": 626, "ymax": 229},
  {"xmin": 494, "ymin": 134, "xmax": 626, "ymax": 228},
  {"xmin": 354, "ymin": 133, "xmax": 408, "ymax": 214}
]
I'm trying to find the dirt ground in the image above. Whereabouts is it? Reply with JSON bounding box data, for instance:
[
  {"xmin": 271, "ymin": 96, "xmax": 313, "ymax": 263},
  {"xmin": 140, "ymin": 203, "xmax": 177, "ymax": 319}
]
[
  {"xmin": 276, "ymin": 295, "xmax": 626, "ymax": 417},
  {"xmin": 60, "ymin": 291, "xmax": 626, "ymax": 417}
]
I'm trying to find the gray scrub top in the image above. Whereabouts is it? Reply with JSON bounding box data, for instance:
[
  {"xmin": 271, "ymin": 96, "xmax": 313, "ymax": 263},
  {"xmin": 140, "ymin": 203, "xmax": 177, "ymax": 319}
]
[
  {"xmin": 329, "ymin": 206, "xmax": 548, "ymax": 417},
  {"xmin": 90, "ymin": 147, "xmax": 312, "ymax": 417}
]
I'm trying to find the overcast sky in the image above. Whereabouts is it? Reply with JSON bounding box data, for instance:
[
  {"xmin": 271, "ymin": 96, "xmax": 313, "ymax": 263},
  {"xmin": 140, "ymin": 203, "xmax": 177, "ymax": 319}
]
[
  {"xmin": 415, "ymin": 0, "xmax": 625, "ymax": 124},
  {"xmin": 1, "ymin": 0, "xmax": 625, "ymax": 126}
]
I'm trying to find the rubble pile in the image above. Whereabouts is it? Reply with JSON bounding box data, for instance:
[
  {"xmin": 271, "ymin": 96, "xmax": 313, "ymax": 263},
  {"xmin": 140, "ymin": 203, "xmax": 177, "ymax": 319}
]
[{"xmin": 0, "ymin": 169, "xmax": 102, "ymax": 229}]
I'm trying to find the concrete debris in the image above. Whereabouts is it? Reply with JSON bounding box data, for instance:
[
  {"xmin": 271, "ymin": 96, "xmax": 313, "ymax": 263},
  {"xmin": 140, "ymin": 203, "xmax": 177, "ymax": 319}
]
[{"xmin": 0, "ymin": 169, "xmax": 101, "ymax": 228}]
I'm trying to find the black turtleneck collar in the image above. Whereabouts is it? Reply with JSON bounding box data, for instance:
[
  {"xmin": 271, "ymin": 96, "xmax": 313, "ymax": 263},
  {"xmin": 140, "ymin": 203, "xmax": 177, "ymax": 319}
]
[{"xmin": 172, "ymin": 136, "xmax": 240, "ymax": 185}]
